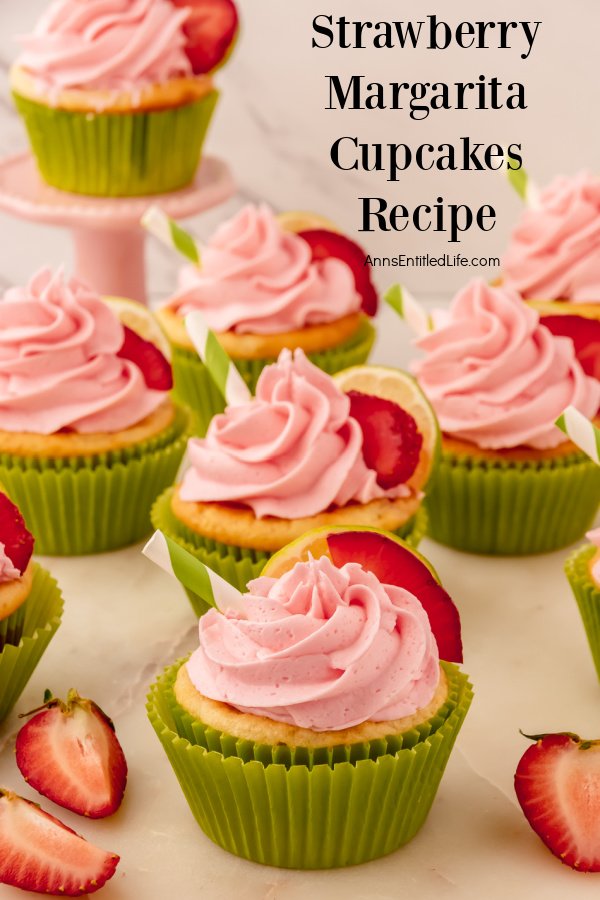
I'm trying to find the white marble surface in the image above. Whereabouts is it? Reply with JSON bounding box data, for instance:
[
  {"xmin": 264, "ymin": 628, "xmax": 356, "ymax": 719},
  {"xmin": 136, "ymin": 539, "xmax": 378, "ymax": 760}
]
[{"xmin": 1, "ymin": 2, "xmax": 600, "ymax": 898}]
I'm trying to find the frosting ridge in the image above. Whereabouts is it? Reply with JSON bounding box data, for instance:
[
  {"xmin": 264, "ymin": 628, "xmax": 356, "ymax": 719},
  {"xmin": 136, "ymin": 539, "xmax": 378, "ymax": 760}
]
[{"xmin": 0, "ymin": 544, "xmax": 21, "ymax": 585}]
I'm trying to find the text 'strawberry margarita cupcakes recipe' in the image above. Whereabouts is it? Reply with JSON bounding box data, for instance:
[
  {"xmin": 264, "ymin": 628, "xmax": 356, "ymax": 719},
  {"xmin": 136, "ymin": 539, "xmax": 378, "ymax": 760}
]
[
  {"xmin": 409, "ymin": 279, "xmax": 600, "ymax": 555},
  {"xmin": 152, "ymin": 348, "xmax": 438, "ymax": 612},
  {"xmin": 0, "ymin": 267, "xmax": 188, "ymax": 555},
  {"xmin": 157, "ymin": 204, "xmax": 378, "ymax": 433},
  {"xmin": 147, "ymin": 525, "xmax": 472, "ymax": 868},
  {"xmin": 10, "ymin": 0, "xmax": 239, "ymax": 195},
  {"xmin": 503, "ymin": 171, "xmax": 600, "ymax": 380}
]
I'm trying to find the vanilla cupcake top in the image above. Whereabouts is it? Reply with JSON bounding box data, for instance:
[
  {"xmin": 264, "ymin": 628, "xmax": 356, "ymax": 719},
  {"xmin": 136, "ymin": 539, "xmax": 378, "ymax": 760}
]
[
  {"xmin": 412, "ymin": 280, "xmax": 600, "ymax": 450},
  {"xmin": 180, "ymin": 349, "xmax": 411, "ymax": 518},
  {"xmin": 186, "ymin": 554, "xmax": 440, "ymax": 731},
  {"xmin": 503, "ymin": 172, "xmax": 600, "ymax": 303},
  {"xmin": 0, "ymin": 267, "xmax": 167, "ymax": 435},
  {"xmin": 164, "ymin": 204, "xmax": 361, "ymax": 334},
  {"xmin": 16, "ymin": 0, "xmax": 192, "ymax": 93}
]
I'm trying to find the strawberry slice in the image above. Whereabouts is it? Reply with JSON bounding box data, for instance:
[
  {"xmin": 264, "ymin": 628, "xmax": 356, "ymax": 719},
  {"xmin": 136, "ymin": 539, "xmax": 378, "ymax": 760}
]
[
  {"xmin": 0, "ymin": 790, "xmax": 119, "ymax": 895},
  {"xmin": 117, "ymin": 325, "xmax": 173, "ymax": 391},
  {"xmin": 0, "ymin": 493, "xmax": 34, "ymax": 575},
  {"xmin": 327, "ymin": 530, "xmax": 463, "ymax": 663},
  {"xmin": 16, "ymin": 690, "xmax": 127, "ymax": 819},
  {"xmin": 515, "ymin": 732, "xmax": 600, "ymax": 871},
  {"xmin": 540, "ymin": 315, "xmax": 600, "ymax": 381},
  {"xmin": 298, "ymin": 229, "xmax": 378, "ymax": 316},
  {"xmin": 348, "ymin": 390, "xmax": 423, "ymax": 489},
  {"xmin": 170, "ymin": 0, "xmax": 239, "ymax": 74}
]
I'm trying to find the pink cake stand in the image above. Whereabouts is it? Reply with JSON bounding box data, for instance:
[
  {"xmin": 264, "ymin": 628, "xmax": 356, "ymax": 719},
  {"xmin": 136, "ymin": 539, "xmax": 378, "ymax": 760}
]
[{"xmin": 0, "ymin": 151, "xmax": 235, "ymax": 303}]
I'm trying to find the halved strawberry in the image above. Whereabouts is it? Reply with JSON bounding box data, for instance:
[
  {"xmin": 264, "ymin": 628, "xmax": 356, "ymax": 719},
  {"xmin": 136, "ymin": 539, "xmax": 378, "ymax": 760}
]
[
  {"xmin": 118, "ymin": 325, "xmax": 173, "ymax": 390},
  {"xmin": 0, "ymin": 790, "xmax": 119, "ymax": 895},
  {"xmin": 540, "ymin": 315, "xmax": 600, "ymax": 381},
  {"xmin": 170, "ymin": 0, "xmax": 239, "ymax": 74},
  {"xmin": 515, "ymin": 732, "xmax": 600, "ymax": 871},
  {"xmin": 0, "ymin": 492, "xmax": 34, "ymax": 575},
  {"xmin": 348, "ymin": 390, "xmax": 423, "ymax": 489},
  {"xmin": 298, "ymin": 229, "xmax": 378, "ymax": 316},
  {"xmin": 16, "ymin": 690, "xmax": 127, "ymax": 819},
  {"xmin": 327, "ymin": 530, "xmax": 463, "ymax": 663}
]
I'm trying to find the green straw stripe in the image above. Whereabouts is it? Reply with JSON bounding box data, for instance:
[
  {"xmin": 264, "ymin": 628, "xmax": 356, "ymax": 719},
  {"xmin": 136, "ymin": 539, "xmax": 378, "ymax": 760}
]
[
  {"xmin": 169, "ymin": 219, "xmax": 200, "ymax": 265},
  {"xmin": 205, "ymin": 330, "xmax": 231, "ymax": 399}
]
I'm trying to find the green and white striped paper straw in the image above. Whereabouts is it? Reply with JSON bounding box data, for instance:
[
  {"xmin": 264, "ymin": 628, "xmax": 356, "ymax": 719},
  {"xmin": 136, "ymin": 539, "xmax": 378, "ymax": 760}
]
[
  {"xmin": 555, "ymin": 406, "xmax": 600, "ymax": 464},
  {"xmin": 384, "ymin": 284, "xmax": 433, "ymax": 337},
  {"xmin": 185, "ymin": 311, "xmax": 253, "ymax": 406},
  {"xmin": 141, "ymin": 206, "xmax": 201, "ymax": 265},
  {"xmin": 505, "ymin": 150, "xmax": 541, "ymax": 209},
  {"xmin": 143, "ymin": 531, "xmax": 246, "ymax": 614}
]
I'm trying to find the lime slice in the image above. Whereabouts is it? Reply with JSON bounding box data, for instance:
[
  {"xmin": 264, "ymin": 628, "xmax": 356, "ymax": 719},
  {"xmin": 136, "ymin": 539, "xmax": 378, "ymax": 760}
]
[
  {"xmin": 526, "ymin": 299, "xmax": 600, "ymax": 320},
  {"xmin": 103, "ymin": 296, "xmax": 171, "ymax": 360}
]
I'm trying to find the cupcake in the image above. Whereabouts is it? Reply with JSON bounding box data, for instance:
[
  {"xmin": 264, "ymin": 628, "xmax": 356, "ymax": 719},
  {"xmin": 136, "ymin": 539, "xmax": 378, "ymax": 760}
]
[
  {"xmin": 157, "ymin": 204, "xmax": 378, "ymax": 433},
  {"xmin": 0, "ymin": 492, "xmax": 63, "ymax": 722},
  {"xmin": 147, "ymin": 525, "xmax": 471, "ymax": 868},
  {"xmin": 503, "ymin": 171, "xmax": 600, "ymax": 380},
  {"xmin": 11, "ymin": 0, "xmax": 239, "ymax": 196},
  {"xmin": 565, "ymin": 528, "xmax": 600, "ymax": 681},
  {"xmin": 409, "ymin": 279, "xmax": 600, "ymax": 555},
  {"xmin": 151, "ymin": 347, "xmax": 438, "ymax": 613},
  {"xmin": 0, "ymin": 267, "xmax": 188, "ymax": 555}
]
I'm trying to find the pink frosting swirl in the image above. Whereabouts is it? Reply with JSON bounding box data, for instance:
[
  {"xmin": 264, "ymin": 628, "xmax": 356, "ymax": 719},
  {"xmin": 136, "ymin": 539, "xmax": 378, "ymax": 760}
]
[
  {"xmin": 0, "ymin": 544, "xmax": 21, "ymax": 585},
  {"xmin": 180, "ymin": 349, "xmax": 409, "ymax": 517},
  {"xmin": 17, "ymin": 0, "xmax": 192, "ymax": 92},
  {"xmin": 165, "ymin": 204, "xmax": 360, "ymax": 334},
  {"xmin": 0, "ymin": 267, "xmax": 166, "ymax": 435},
  {"xmin": 186, "ymin": 555, "xmax": 440, "ymax": 731},
  {"xmin": 503, "ymin": 172, "xmax": 600, "ymax": 303},
  {"xmin": 412, "ymin": 280, "xmax": 600, "ymax": 450}
]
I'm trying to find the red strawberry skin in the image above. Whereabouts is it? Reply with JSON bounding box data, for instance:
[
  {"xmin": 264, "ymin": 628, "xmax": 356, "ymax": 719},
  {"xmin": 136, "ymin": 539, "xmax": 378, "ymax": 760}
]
[
  {"xmin": 0, "ymin": 790, "xmax": 119, "ymax": 896},
  {"xmin": 540, "ymin": 315, "xmax": 600, "ymax": 381},
  {"xmin": 348, "ymin": 390, "xmax": 423, "ymax": 489},
  {"xmin": 118, "ymin": 325, "xmax": 173, "ymax": 391},
  {"xmin": 298, "ymin": 229, "xmax": 378, "ymax": 316},
  {"xmin": 0, "ymin": 492, "xmax": 34, "ymax": 575},
  {"xmin": 171, "ymin": 0, "xmax": 239, "ymax": 74},
  {"xmin": 515, "ymin": 733, "xmax": 600, "ymax": 871},
  {"xmin": 16, "ymin": 693, "xmax": 127, "ymax": 819},
  {"xmin": 327, "ymin": 530, "xmax": 463, "ymax": 663}
]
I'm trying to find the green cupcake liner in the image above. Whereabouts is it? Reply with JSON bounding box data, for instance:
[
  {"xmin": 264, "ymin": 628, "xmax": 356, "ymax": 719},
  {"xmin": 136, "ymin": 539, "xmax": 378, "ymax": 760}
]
[
  {"xmin": 0, "ymin": 564, "xmax": 63, "ymax": 723},
  {"xmin": 13, "ymin": 90, "xmax": 219, "ymax": 196},
  {"xmin": 425, "ymin": 447, "xmax": 600, "ymax": 555},
  {"xmin": 565, "ymin": 543, "xmax": 600, "ymax": 681},
  {"xmin": 0, "ymin": 409, "xmax": 188, "ymax": 556},
  {"xmin": 170, "ymin": 318, "xmax": 377, "ymax": 437},
  {"xmin": 0, "ymin": 600, "xmax": 27, "ymax": 652},
  {"xmin": 152, "ymin": 487, "xmax": 427, "ymax": 617},
  {"xmin": 147, "ymin": 659, "xmax": 472, "ymax": 868}
]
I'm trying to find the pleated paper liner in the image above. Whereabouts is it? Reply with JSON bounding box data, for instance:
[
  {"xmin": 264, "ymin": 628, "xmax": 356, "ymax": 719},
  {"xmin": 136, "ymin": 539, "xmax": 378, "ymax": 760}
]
[
  {"xmin": 0, "ymin": 408, "xmax": 189, "ymax": 556},
  {"xmin": 147, "ymin": 659, "xmax": 473, "ymax": 868},
  {"xmin": 151, "ymin": 487, "xmax": 428, "ymax": 617},
  {"xmin": 565, "ymin": 543, "xmax": 600, "ymax": 681},
  {"xmin": 425, "ymin": 447, "xmax": 600, "ymax": 555},
  {"xmin": 170, "ymin": 317, "xmax": 376, "ymax": 436},
  {"xmin": 0, "ymin": 601, "xmax": 27, "ymax": 652},
  {"xmin": 13, "ymin": 91, "xmax": 219, "ymax": 196},
  {"xmin": 0, "ymin": 563, "xmax": 63, "ymax": 723}
]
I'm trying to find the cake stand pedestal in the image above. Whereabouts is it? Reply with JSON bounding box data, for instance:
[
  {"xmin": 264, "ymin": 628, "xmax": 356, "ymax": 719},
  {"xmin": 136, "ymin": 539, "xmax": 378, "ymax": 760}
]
[{"xmin": 0, "ymin": 151, "xmax": 235, "ymax": 304}]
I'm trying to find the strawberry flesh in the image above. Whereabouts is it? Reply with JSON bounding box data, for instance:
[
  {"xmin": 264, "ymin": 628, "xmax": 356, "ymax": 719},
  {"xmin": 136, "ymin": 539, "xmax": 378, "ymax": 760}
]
[
  {"xmin": 117, "ymin": 325, "xmax": 173, "ymax": 391},
  {"xmin": 0, "ymin": 790, "xmax": 119, "ymax": 895},
  {"xmin": 515, "ymin": 732, "xmax": 600, "ymax": 871},
  {"xmin": 540, "ymin": 314, "xmax": 600, "ymax": 381},
  {"xmin": 170, "ymin": 0, "xmax": 239, "ymax": 74},
  {"xmin": 0, "ymin": 493, "xmax": 34, "ymax": 575},
  {"xmin": 348, "ymin": 390, "xmax": 423, "ymax": 488},
  {"xmin": 16, "ymin": 692, "xmax": 127, "ymax": 819},
  {"xmin": 297, "ymin": 229, "xmax": 378, "ymax": 316},
  {"xmin": 327, "ymin": 530, "xmax": 463, "ymax": 663}
]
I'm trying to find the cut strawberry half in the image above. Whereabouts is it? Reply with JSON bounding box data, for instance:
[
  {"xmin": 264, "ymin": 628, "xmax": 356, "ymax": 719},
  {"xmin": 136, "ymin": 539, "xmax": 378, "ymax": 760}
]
[
  {"xmin": 348, "ymin": 390, "xmax": 423, "ymax": 489},
  {"xmin": 0, "ymin": 790, "xmax": 119, "ymax": 895},
  {"xmin": 540, "ymin": 315, "xmax": 600, "ymax": 381},
  {"xmin": 170, "ymin": 0, "xmax": 239, "ymax": 74},
  {"xmin": 297, "ymin": 229, "xmax": 378, "ymax": 316},
  {"xmin": 515, "ymin": 731, "xmax": 600, "ymax": 871},
  {"xmin": 0, "ymin": 493, "xmax": 34, "ymax": 575},
  {"xmin": 16, "ymin": 690, "xmax": 127, "ymax": 819},
  {"xmin": 327, "ymin": 530, "xmax": 463, "ymax": 663},
  {"xmin": 118, "ymin": 325, "xmax": 173, "ymax": 391}
]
